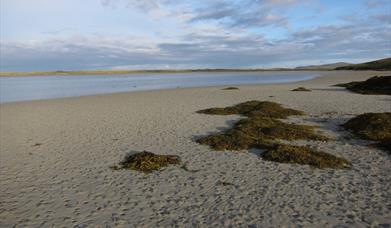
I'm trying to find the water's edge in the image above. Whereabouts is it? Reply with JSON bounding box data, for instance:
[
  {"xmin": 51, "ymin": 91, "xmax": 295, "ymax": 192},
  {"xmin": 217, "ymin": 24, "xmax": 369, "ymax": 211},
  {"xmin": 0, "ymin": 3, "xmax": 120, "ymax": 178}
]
[{"xmin": 0, "ymin": 72, "xmax": 319, "ymax": 104}]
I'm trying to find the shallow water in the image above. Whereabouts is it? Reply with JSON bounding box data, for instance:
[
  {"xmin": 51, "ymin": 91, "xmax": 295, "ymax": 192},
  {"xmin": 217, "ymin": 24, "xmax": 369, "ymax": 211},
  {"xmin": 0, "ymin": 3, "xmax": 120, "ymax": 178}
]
[{"xmin": 0, "ymin": 71, "xmax": 318, "ymax": 103}]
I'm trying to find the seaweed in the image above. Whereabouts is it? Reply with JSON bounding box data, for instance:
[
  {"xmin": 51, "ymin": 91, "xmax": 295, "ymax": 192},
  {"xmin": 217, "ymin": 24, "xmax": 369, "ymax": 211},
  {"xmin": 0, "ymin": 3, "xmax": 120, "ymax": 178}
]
[
  {"xmin": 343, "ymin": 113, "xmax": 391, "ymax": 154},
  {"xmin": 261, "ymin": 144, "xmax": 350, "ymax": 169},
  {"xmin": 334, "ymin": 76, "xmax": 391, "ymax": 95},
  {"xmin": 374, "ymin": 141, "xmax": 391, "ymax": 154},
  {"xmin": 222, "ymin": 87, "xmax": 239, "ymax": 90},
  {"xmin": 342, "ymin": 113, "xmax": 391, "ymax": 141},
  {"xmin": 292, "ymin": 87, "xmax": 311, "ymax": 92},
  {"xmin": 196, "ymin": 101, "xmax": 349, "ymax": 169},
  {"xmin": 113, "ymin": 151, "xmax": 181, "ymax": 173},
  {"xmin": 197, "ymin": 116, "xmax": 327, "ymax": 151},
  {"xmin": 197, "ymin": 100, "xmax": 304, "ymax": 118}
]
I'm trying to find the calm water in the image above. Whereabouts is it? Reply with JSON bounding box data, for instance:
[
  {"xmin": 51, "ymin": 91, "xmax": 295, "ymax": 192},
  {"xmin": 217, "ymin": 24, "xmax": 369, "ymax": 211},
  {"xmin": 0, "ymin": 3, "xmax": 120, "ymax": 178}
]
[{"xmin": 0, "ymin": 72, "xmax": 318, "ymax": 103}]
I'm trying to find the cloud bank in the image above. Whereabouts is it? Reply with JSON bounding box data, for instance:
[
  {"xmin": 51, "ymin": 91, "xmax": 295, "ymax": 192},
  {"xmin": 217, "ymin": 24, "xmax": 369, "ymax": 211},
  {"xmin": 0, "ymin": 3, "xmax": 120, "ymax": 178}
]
[{"xmin": 1, "ymin": 0, "xmax": 390, "ymax": 71}]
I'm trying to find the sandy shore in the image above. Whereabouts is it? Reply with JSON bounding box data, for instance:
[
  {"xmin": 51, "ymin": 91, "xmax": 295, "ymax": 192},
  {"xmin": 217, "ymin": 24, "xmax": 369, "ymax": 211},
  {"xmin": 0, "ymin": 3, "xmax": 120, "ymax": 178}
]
[{"xmin": 1, "ymin": 71, "xmax": 390, "ymax": 227}]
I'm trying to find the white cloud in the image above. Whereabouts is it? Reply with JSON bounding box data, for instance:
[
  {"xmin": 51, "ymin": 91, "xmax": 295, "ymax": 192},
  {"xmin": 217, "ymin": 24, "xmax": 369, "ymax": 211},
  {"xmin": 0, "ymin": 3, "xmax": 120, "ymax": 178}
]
[{"xmin": 1, "ymin": 0, "xmax": 390, "ymax": 71}]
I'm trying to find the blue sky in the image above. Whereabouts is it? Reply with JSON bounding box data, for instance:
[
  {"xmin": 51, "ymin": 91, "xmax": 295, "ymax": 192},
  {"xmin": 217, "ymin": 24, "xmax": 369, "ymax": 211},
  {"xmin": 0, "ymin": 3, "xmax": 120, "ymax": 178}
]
[{"xmin": 0, "ymin": 0, "xmax": 390, "ymax": 71}]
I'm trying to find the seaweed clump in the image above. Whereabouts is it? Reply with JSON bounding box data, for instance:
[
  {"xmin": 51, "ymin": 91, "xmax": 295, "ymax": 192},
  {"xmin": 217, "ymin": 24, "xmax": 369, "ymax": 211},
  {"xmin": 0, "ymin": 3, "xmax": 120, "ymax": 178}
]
[
  {"xmin": 342, "ymin": 113, "xmax": 391, "ymax": 141},
  {"xmin": 374, "ymin": 141, "xmax": 391, "ymax": 154},
  {"xmin": 334, "ymin": 76, "xmax": 391, "ymax": 95},
  {"xmin": 292, "ymin": 87, "xmax": 311, "ymax": 92},
  {"xmin": 196, "ymin": 101, "xmax": 349, "ymax": 169},
  {"xmin": 112, "ymin": 151, "xmax": 181, "ymax": 173},
  {"xmin": 197, "ymin": 100, "xmax": 303, "ymax": 118},
  {"xmin": 197, "ymin": 115, "xmax": 328, "ymax": 151},
  {"xmin": 222, "ymin": 87, "xmax": 239, "ymax": 90},
  {"xmin": 343, "ymin": 113, "xmax": 391, "ymax": 153},
  {"xmin": 261, "ymin": 144, "xmax": 350, "ymax": 169}
]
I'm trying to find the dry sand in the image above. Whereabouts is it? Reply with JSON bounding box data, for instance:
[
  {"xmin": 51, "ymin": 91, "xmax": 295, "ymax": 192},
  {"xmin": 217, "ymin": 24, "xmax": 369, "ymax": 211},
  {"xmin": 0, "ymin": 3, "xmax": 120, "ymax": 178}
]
[{"xmin": 0, "ymin": 71, "xmax": 390, "ymax": 227}]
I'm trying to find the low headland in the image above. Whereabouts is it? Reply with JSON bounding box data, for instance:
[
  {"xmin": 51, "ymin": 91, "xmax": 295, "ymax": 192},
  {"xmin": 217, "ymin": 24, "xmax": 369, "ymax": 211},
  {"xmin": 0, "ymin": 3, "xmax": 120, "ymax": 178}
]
[
  {"xmin": 1, "ymin": 57, "xmax": 390, "ymax": 77},
  {"xmin": 0, "ymin": 68, "xmax": 326, "ymax": 77}
]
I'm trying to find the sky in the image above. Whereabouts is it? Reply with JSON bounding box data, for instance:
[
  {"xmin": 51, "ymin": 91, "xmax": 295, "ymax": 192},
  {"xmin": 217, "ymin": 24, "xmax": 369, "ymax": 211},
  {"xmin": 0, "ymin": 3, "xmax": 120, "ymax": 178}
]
[{"xmin": 0, "ymin": 0, "xmax": 390, "ymax": 71}]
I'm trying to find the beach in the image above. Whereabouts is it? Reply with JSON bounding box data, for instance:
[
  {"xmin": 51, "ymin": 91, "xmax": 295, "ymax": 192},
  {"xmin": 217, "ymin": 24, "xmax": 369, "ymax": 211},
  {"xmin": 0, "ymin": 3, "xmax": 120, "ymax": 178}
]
[{"xmin": 0, "ymin": 70, "xmax": 390, "ymax": 226}]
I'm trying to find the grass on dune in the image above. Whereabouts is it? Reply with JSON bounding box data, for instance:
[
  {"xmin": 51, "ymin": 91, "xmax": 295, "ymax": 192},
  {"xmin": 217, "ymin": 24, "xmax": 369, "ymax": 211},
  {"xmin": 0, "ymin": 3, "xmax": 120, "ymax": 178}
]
[{"xmin": 335, "ymin": 57, "xmax": 391, "ymax": 71}]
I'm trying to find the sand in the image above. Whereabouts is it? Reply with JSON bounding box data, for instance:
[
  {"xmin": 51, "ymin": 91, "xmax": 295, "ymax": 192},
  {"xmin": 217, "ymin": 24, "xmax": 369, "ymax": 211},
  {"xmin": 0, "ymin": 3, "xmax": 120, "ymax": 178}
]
[{"xmin": 0, "ymin": 70, "xmax": 390, "ymax": 227}]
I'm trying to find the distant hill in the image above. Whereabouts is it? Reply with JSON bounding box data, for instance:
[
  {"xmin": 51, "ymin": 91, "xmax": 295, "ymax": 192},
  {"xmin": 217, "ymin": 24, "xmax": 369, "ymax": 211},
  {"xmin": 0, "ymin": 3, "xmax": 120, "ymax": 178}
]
[
  {"xmin": 335, "ymin": 58, "xmax": 391, "ymax": 71},
  {"xmin": 295, "ymin": 62, "xmax": 352, "ymax": 70}
]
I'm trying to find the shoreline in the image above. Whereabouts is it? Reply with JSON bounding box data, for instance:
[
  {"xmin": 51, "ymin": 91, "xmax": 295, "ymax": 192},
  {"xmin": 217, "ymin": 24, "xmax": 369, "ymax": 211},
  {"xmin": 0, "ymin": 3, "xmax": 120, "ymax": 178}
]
[
  {"xmin": 0, "ymin": 70, "xmax": 321, "ymax": 104},
  {"xmin": 0, "ymin": 71, "xmax": 391, "ymax": 105},
  {"xmin": 0, "ymin": 70, "xmax": 388, "ymax": 105},
  {"xmin": 0, "ymin": 69, "xmax": 332, "ymax": 77},
  {"xmin": 1, "ymin": 70, "xmax": 390, "ymax": 226}
]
